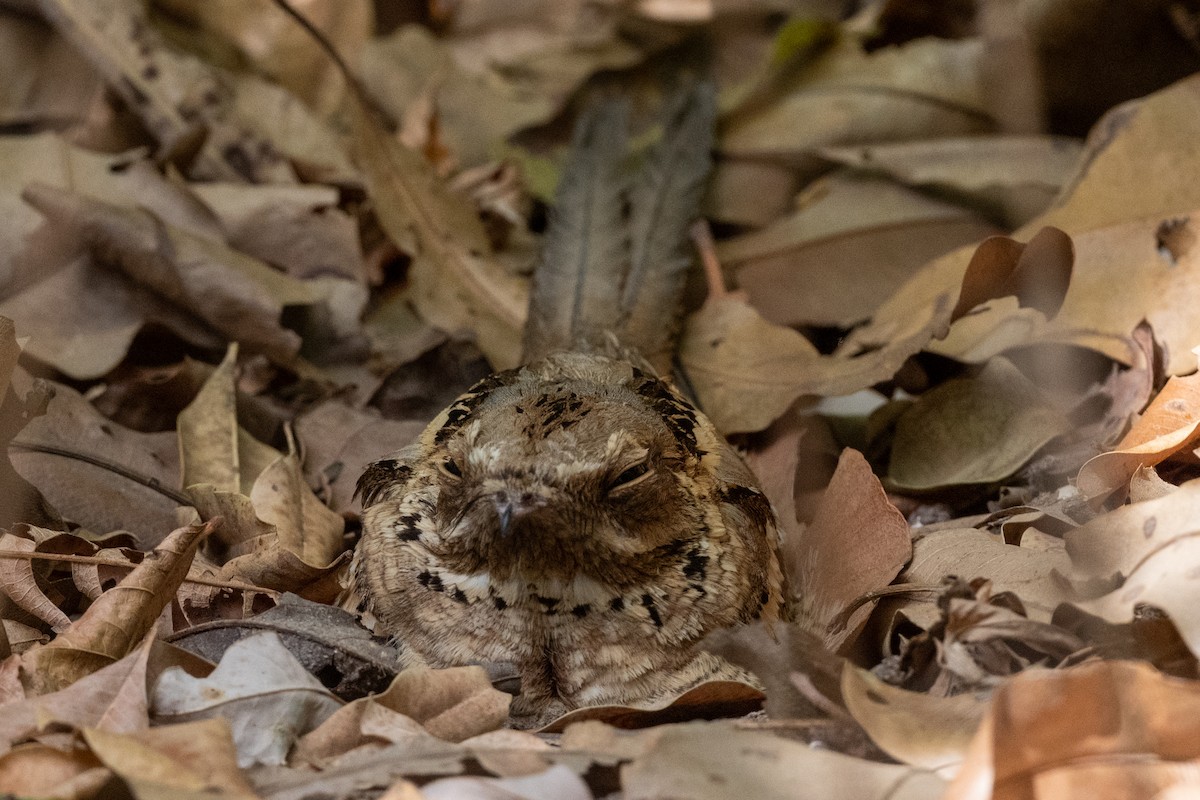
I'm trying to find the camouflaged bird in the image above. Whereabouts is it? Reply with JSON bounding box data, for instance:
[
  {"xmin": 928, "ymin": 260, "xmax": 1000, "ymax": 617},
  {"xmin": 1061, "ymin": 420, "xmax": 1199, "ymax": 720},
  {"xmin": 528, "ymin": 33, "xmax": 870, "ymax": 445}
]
[{"xmin": 346, "ymin": 86, "xmax": 786, "ymax": 722}]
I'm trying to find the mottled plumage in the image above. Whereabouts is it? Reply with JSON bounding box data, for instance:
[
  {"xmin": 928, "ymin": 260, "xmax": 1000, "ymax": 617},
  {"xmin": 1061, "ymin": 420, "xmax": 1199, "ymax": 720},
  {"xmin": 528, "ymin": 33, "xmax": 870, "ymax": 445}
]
[{"xmin": 346, "ymin": 85, "xmax": 786, "ymax": 723}]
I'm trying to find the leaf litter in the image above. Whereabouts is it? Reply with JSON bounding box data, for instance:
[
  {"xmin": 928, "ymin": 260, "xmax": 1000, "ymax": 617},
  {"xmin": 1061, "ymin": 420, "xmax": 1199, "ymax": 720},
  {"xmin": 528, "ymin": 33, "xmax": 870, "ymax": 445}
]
[{"xmin": 1, "ymin": 1, "xmax": 1200, "ymax": 798}]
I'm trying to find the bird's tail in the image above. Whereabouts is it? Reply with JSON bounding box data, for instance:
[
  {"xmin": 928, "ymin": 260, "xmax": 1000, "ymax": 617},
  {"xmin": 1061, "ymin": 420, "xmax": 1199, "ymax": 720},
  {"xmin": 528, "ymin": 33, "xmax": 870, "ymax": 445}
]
[{"xmin": 521, "ymin": 83, "xmax": 717, "ymax": 375}]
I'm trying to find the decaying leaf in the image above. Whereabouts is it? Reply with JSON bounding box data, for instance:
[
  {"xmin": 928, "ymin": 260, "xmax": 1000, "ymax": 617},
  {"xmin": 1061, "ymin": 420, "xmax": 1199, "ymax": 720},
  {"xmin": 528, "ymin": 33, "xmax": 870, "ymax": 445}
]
[{"xmin": 24, "ymin": 519, "xmax": 215, "ymax": 694}]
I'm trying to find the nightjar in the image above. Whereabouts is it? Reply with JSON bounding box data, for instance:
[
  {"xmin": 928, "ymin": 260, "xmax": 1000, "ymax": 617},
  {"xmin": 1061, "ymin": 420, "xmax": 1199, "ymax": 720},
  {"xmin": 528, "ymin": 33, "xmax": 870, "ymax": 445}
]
[{"xmin": 346, "ymin": 85, "xmax": 786, "ymax": 721}]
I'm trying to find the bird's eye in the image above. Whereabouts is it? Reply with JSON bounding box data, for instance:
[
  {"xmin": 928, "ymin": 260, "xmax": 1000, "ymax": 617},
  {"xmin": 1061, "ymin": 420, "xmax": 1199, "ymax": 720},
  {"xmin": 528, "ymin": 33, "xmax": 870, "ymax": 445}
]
[
  {"xmin": 608, "ymin": 461, "xmax": 650, "ymax": 492},
  {"xmin": 440, "ymin": 458, "xmax": 463, "ymax": 479}
]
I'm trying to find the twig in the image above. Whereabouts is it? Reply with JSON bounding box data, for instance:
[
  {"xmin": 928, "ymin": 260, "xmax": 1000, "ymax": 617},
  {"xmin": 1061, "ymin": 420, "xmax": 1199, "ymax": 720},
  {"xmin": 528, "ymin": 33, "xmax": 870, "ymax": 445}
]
[
  {"xmin": 0, "ymin": 549, "xmax": 279, "ymax": 597},
  {"xmin": 8, "ymin": 438, "xmax": 194, "ymax": 507},
  {"xmin": 825, "ymin": 583, "xmax": 944, "ymax": 634},
  {"xmin": 689, "ymin": 219, "xmax": 728, "ymax": 300}
]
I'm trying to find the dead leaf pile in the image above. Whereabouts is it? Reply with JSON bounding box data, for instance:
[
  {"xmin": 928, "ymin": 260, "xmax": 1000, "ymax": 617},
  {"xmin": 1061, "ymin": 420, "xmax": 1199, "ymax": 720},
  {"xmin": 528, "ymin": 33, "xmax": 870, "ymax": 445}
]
[{"xmin": 3, "ymin": 0, "xmax": 1200, "ymax": 798}]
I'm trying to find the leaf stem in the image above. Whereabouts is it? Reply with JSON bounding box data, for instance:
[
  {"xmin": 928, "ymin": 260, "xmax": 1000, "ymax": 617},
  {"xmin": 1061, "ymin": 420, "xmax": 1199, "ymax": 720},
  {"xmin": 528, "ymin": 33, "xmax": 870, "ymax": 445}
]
[{"xmin": 8, "ymin": 438, "xmax": 193, "ymax": 506}]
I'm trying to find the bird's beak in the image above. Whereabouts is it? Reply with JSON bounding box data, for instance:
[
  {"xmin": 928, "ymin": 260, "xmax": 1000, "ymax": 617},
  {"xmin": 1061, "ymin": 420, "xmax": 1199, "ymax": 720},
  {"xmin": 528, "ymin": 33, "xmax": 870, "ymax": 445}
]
[{"xmin": 491, "ymin": 491, "xmax": 544, "ymax": 537}]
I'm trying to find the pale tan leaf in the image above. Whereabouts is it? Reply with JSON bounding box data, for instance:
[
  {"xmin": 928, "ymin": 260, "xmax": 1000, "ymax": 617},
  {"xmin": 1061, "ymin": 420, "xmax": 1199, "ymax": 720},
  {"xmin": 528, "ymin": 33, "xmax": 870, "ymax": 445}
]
[
  {"xmin": 83, "ymin": 718, "xmax": 259, "ymax": 800},
  {"xmin": 621, "ymin": 721, "xmax": 946, "ymax": 800},
  {"xmin": 842, "ymin": 664, "xmax": 985, "ymax": 774},
  {"xmin": 152, "ymin": 631, "xmax": 341, "ymax": 767}
]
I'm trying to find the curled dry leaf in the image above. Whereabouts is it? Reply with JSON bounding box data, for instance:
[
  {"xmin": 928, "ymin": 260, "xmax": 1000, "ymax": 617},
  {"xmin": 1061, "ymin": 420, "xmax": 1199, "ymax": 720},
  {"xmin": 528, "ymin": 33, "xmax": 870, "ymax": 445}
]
[
  {"xmin": 0, "ymin": 529, "xmax": 72, "ymax": 632},
  {"xmin": 787, "ymin": 448, "xmax": 911, "ymax": 652},
  {"xmin": 888, "ymin": 357, "xmax": 1071, "ymax": 491},
  {"xmin": 153, "ymin": 631, "xmax": 341, "ymax": 767},
  {"xmin": 1076, "ymin": 370, "xmax": 1200, "ymax": 502},
  {"xmin": 24, "ymin": 519, "xmax": 216, "ymax": 694},
  {"xmin": 948, "ymin": 227, "xmax": 1074, "ymax": 323},
  {"xmin": 841, "ymin": 663, "xmax": 986, "ymax": 775},
  {"xmin": 1065, "ymin": 477, "xmax": 1200, "ymax": 658},
  {"xmin": 946, "ymin": 660, "xmax": 1200, "ymax": 800}
]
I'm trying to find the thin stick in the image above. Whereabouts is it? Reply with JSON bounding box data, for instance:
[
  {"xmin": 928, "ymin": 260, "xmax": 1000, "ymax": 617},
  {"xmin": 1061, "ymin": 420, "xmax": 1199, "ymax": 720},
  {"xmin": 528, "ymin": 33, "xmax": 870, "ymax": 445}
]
[
  {"xmin": 0, "ymin": 549, "xmax": 279, "ymax": 597},
  {"xmin": 8, "ymin": 438, "xmax": 193, "ymax": 507},
  {"xmin": 825, "ymin": 583, "xmax": 943, "ymax": 634},
  {"xmin": 689, "ymin": 219, "xmax": 727, "ymax": 300}
]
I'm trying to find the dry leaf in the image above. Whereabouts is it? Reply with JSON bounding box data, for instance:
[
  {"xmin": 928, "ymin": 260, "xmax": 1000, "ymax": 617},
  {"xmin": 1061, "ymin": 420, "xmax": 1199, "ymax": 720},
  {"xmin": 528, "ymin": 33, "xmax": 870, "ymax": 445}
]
[
  {"xmin": 83, "ymin": 717, "xmax": 259, "ymax": 800},
  {"xmin": 788, "ymin": 448, "xmax": 911, "ymax": 651},
  {"xmin": 421, "ymin": 764, "xmax": 591, "ymax": 800},
  {"xmin": 25, "ymin": 520, "xmax": 215, "ymax": 694},
  {"xmin": 152, "ymin": 631, "xmax": 341, "ymax": 767},
  {"xmin": 348, "ymin": 94, "xmax": 527, "ymax": 369},
  {"xmin": 888, "ymin": 357, "xmax": 1071, "ymax": 490},
  {"xmin": 538, "ymin": 680, "xmax": 764, "ymax": 734},
  {"xmin": 841, "ymin": 663, "xmax": 985, "ymax": 775},
  {"xmin": 1065, "ymin": 478, "xmax": 1200, "ymax": 657},
  {"xmin": 949, "ymin": 227, "xmax": 1074, "ymax": 323},
  {"xmin": 722, "ymin": 35, "xmax": 990, "ymax": 158},
  {"xmin": 0, "ymin": 743, "xmax": 109, "ymax": 799},
  {"xmin": 12, "ymin": 381, "xmax": 180, "ymax": 546},
  {"xmin": 946, "ymin": 660, "xmax": 1200, "ymax": 800},
  {"xmin": 22, "ymin": 183, "xmax": 318, "ymax": 366},
  {"xmin": 817, "ymin": 136, "xmax": 1084, "ymax": 227},
  {"xmin": 621, "ymin": 721, "xmax": 946, "ymax": 800},
  {"xmin": 722, "ymin": 174, "xmax": 999, "ymax": 328},
  {"xmin": 893, "ymin": 528, "xmax": 1071, "ymax": 624},
  {"xmin": 1076, "ymin": 368, "xmax": 1200, "ymax": 502}
]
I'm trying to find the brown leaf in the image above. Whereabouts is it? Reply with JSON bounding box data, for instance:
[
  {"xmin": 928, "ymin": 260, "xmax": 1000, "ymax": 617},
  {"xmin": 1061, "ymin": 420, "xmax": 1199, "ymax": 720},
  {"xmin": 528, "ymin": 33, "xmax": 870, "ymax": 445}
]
[
  {"xmin": 295, "ymin": 400, "xmax": 425, "ymax": 514},
  {"xmin": 1065, "ymin": 478, "xmax": 1200, "ymax": 657},
  {"xmin": 0, "ymin": 531, "xmax": 71, "ymax": 632},
  {"xmin": 0, "ymin": 743, "xmax": 109, "ymax": 799},
  {"xmin": 12, "ymin": 381, "xmax": 180, "ymax": 546},
  {"xmin": 722, "ymin": 35, "xmax": 990, "ymax": 158},
  {"xmin": 349, "ymin": 94, "xmax": 527, "ymax": 369},
  {"xmin": 946, "ymin": 661, "xmax": 1200, "ymax": 800},
  {"xmin": 817, "ymin": 136, "xmax": 1084, "ymax": 228},
  {"xmin": 950, "ymin": 227, "xmax": 1074, "ymax": 323},
  {"xmin": 789, "ymin": 448, "xmax": 912, "ymax": 652},
  {"xmin": 722, "ymin": 175, "xmax": 999, "ymax": 328},
  {"xmin": 25, "ymin": 519, "xmax": 215, "ymax": 694},
  {"xmin": 538, "ymin": 680, "xmax": 764, "ymax": 734},
  {"xmin": 0, "ymin": 635, "xmax": 174, "ymax": 754},
  {"xmin": 37, "ymin": 0, "xmax": 300, "ymax": 182}
]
